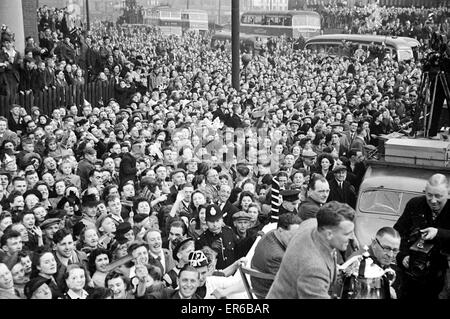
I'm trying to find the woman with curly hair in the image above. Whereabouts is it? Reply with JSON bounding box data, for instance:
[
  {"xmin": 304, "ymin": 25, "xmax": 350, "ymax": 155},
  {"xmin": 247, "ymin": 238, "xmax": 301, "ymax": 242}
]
[
  {"xmin": 88, "ymin": 248, "xmax": 112, "ymax": 288},
  {"xmin": 37, "ymin": 114, "xmax": 50, "ymax": 128},
  {"xmin": 236, "ymin": 191, "xmax": 255, "ymax": 212},
  {"xmin": 312, "ymin": 152, "xmax": 335, "ymax": 181}
]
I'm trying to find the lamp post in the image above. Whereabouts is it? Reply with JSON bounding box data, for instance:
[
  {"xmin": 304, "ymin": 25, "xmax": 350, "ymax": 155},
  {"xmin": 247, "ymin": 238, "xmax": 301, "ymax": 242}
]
[
  {"xmin": 85, "ymin": 0, "xmax": 90, "ymax": 31},
  {"xmin": 231, "ymin": 0, "xmax": 240, "ymax": 90},
  {"xmin": 218, "ymin": 0, "xmax": 221, "ymax": 26}
]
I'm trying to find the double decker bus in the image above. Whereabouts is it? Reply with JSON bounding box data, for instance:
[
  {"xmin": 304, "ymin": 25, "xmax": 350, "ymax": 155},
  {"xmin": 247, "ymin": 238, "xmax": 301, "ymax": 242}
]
[
  {"xmin": 181, "ymin": 9, "xmax": 208, "ymax": 34},
  {"xmin": 240, "ymin": 10, "xmax": 321, "ymax": 39},
  {"xmin": 143, "ymin": 7, "xmax": 183, "ymax": 36}
]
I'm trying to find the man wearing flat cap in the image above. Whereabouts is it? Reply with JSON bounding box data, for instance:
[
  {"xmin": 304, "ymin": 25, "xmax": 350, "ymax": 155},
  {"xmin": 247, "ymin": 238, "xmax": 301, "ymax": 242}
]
[
  {"xmin": 327, "ymin": 165, "xmax": 356, "ymax": 209},
  {"xmin": 232, "ymin": 211, "xmax": 252, "ymax": 240},
  {"xmin": 297, "ymin": 149, "xmax": 317, "ymax": 175},
  {"xmin": 195, "ymin": 204, "xmax": 239, "ymax": 270},
  {"xmin": 286, "ymin": 117, "xmax": 300, "ymax": 147},
  {"xmin": 77, "ymin": 147, "xmax": 97, "ymax": 191},
  {"xmin": 232, "ymin": 210, "xmax": 261, "ymax": 259},
  {"xmin": 40, "ymin": 218, "xmax": 61, "ymax": 250}
]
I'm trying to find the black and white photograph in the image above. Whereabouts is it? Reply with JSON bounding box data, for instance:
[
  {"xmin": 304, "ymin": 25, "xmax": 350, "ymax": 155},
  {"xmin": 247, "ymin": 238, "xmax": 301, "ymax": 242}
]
[{"xmin": 0, "ymin": 0, "xmax": 449, "ymax": 310}]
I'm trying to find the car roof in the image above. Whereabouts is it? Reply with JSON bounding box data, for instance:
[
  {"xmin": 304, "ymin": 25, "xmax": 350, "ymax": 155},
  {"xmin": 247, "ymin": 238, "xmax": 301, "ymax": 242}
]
[
  {"xmin": 398, "ymin": 36, "xmax": 421, "ymax": 47},
  {"xmin": 361, "ymin": 164, "xmax": 450, "ymax": 193},
  {"xmin": 360, "ymin": 175, "xmax": 426, "ymax": 194},
  {"xmin": 305, "ymin": 34, "xmax": 413, "ymax": 49}
]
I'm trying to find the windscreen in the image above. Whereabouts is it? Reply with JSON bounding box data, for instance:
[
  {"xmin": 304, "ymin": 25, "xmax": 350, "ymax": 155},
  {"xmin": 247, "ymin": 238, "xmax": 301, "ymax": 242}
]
[
  {"xmin": 359, "ymin": 189, "xmax": 419, "ymax": 216},
  {"xmin": 397, "ymin": 49, "xmax": 414, "ymax": 61}
]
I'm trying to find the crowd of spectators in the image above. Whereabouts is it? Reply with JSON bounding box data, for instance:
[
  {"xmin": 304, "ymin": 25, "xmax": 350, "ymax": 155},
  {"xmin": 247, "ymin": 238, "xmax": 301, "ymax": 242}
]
[
  {"xmin": 319, "ymin": 4, "xmax": 450, "ymax": 41},
  {"xmin": 0, "ymin": 4, "xmax": 447, "ymax": 300}
]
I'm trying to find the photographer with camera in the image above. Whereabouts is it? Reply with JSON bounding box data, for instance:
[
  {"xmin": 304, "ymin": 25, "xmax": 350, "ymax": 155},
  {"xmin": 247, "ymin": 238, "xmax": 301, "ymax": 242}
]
[{"xmin": 394, "ymin": 174, "xmax": 450, "ymax": 299}]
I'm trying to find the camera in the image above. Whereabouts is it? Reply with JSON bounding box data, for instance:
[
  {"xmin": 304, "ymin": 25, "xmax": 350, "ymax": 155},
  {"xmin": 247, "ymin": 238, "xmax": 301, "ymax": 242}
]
[
  {"xmin": 422, "ymin": 31, "xmax": 450, "ymax": 74},
  {"xmin": 407, "ymin": 230, "xmax": 435, "ymax": 280}
]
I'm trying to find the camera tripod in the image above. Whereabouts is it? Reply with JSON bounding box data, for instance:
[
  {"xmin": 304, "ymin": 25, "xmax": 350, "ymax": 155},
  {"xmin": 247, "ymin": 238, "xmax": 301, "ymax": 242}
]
[{"xmin": 412, "ymin": 70, "xmax": 450, "ymax": 138}]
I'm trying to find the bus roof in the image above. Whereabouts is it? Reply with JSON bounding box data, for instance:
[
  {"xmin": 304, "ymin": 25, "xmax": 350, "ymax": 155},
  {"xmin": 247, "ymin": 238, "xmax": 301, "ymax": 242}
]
[
  {"xmin": 306, "ymin": 34, "xmax": 413, "ymax": 49},
  {"xmin": 242, "ymin": 10, "xmax": 320, "ymax": 17}
]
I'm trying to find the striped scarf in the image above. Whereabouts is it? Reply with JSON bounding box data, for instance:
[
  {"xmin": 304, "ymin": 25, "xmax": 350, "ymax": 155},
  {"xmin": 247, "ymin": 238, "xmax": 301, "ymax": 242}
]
[{"xmin": 271, "ymin": 176, "xmax": 281, "ymax": 216}]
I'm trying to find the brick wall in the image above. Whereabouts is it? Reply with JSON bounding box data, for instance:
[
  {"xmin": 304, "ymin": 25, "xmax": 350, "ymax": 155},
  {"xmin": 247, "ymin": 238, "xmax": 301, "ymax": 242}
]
[{"xmin": 22, "ymin": 0, "xmax": 39, "ymax": 42}]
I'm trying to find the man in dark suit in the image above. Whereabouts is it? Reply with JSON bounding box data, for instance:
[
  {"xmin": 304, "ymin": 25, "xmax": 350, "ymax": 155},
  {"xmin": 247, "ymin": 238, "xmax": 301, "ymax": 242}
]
[
  {"xmin": 394, "ymin": 174, "xmax": 450, "ymax": 299},
  {"xmin": 119, "ymin": 141, "xmax": 140, "ymax": 188},
  {"xmin": 327, "ymin": 165, "xmax": 357, "ymax": 209},
  {"xmin": 293, "ymin": 149, "xmax": 317, "ymax": 175},
  {"xmin": 282, "ymin": 154, "xmax": 298, "ymax": 179},
  {"xmin": 350, "ymin": 126, "xmax": 368, "ymax": 159},
  {"xmin": 43, "ymin": 57, "xmax": 56, "ymax": 88},
  {"xmin": 212, "ymin": 98, "xmax": 228, "ymax": 122},
  {"xmin": 343, "ymin": 121, "xmax": 359, "ymax": 149},
  {"xmin": 77, "ymin": 147, "xmax": 97, "ymax": 191},
  {"xmin": 285, "ymin": 118, "xmax": 300, "ymax": 149},
  {"xmin": 345, "ymin": 149, "xmax": 367, "ymax": 192},
  {"xmin": 166, "ymin": 169, "xmax": 186, "ymax": 205},
  {"xmin": 145, "ymin": 229, "xmax": 175, "ymax": 281},
  {"xmin": 298, "ymin": 174, "xmax": 330, "ymax": 221},
  {"xmin": 217, "ymin": 184, "xmax": 239, "ymax": 227},
  {"xmin": 331, "ymin": 122, "xmax": 350, "ymax": 152}
]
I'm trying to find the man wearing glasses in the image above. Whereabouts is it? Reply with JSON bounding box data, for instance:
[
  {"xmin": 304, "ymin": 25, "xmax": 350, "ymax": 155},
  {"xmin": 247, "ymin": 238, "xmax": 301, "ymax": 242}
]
[
  {"xmin": 371, "ymin": 228, "xmax": 401, "ymax": 269},
  {"xmin": 342, "ymin": 227, "xmax": 401, "ymax": 299}
]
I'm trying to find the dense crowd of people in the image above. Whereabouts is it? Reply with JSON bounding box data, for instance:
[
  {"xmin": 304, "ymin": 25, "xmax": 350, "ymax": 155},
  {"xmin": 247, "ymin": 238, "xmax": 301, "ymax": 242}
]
[
  {"xmin": 319, "ymin": 4, "xmax": 450, "ymax": 40},
  {"xmin": 0, "ymin": 4, "xmax": 449, "ymax": 300}
]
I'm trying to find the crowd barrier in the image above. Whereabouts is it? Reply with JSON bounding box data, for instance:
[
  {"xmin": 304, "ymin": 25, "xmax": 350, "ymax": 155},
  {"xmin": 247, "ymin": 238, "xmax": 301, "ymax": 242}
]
[{"xmin": 0, "ymin": 79, "xmax": 115, "ymax": 117}]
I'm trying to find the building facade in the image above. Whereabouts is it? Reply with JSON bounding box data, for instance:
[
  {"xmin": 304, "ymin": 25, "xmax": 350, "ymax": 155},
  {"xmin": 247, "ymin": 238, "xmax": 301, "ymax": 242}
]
[{"xmin": 0, "ymin": 0, "xmax": 39, "ymax": 53}]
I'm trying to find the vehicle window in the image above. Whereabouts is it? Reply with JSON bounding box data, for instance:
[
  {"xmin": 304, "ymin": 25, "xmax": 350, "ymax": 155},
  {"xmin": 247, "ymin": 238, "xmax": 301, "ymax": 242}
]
[
  {"xmin": 284, "ymin": 17, "xmax": 292, "ymax": 26},
  {"xmin": 397, "ymin": 49, "xmax": 413, "ymax": 61},
  {"xmin": 253, "ymin": 15, "xmax": 263, "ymax": 24},
  {"xmin": 241, "ymin": 15, "xmax": 251, "ymax": 24},
  {"xmin": 359, "ymin": 190, "xmax": 419, "ymax": 216}
]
